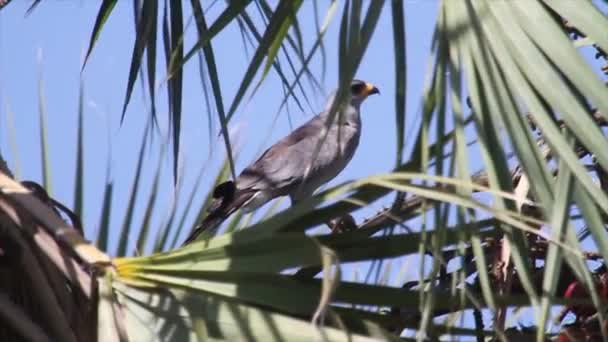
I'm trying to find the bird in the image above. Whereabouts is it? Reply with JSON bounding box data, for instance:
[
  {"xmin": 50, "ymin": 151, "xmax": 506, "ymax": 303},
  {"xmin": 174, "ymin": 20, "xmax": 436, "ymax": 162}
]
[{"xmin": 182, "ymin": 79, "xmax": 379, "ymax": 245}]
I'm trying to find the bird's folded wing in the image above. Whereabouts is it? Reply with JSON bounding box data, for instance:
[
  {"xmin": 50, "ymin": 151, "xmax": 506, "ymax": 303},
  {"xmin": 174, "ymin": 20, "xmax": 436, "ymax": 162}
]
[{"xmin": 237, "ymin": 115, "xmax": 331, "ymax": 192}]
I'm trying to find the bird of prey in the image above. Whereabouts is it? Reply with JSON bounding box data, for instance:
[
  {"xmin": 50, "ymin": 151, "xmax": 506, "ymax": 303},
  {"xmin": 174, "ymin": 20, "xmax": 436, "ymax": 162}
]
[{"xmin": 183, "ymin": 79, "xmax": 379, "ymax": 244}]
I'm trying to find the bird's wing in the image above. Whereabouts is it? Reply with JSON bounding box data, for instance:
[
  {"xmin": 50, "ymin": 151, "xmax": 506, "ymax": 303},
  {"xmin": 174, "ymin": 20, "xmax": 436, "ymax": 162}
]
[{"xmin": 237, "ymin": 115, "xmax": 330, "ymax": 192}]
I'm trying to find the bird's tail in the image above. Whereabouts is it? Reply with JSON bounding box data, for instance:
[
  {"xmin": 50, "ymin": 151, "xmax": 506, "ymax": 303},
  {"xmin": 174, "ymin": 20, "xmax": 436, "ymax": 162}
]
[{"xmin": 181, "ymin": 181, "xmax": 254, "ymax": 245}]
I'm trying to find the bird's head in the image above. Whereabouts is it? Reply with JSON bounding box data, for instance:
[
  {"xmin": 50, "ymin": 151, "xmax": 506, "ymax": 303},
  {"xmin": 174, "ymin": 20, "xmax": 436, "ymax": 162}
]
[
  {"xmin": 349, "ymin": 79, "xmax": 379, "ymax": 107},
  {"xmin": 323, "ymin": 79, "xmax": 380, "ymax": 112}
]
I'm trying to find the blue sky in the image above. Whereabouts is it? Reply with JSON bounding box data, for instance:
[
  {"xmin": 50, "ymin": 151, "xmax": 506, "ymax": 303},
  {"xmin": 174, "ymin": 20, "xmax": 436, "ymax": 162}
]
[{"xmin": 0, "ymin": 1, "xmax": 438, "ymax": 257}]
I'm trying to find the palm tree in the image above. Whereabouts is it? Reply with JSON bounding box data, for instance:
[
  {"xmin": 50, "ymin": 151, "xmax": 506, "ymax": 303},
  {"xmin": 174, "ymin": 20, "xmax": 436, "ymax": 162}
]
[{"xmin": 1, "ymin": 0, "xmax": 608, "ymax": 341}]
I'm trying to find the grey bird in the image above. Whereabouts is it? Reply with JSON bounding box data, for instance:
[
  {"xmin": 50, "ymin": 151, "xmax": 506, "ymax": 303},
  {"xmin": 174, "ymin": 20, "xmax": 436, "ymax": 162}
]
[{"xmin": 183, "ymin": 79, "xmax": 379, "ymax": 244}]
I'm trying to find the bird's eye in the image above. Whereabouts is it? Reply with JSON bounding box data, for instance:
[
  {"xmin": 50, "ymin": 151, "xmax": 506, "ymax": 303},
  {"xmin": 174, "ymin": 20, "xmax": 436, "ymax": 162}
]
[{"xmin": 350, "ymin": 83, "xmax": 365, "ymax": 94}]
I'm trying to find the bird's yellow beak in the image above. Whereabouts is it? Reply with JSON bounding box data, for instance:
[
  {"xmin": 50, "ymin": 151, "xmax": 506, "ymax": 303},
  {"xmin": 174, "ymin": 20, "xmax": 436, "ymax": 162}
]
[{"xmin": 363, "ymin": 83, "xmax": 380, "ymax": 96}]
